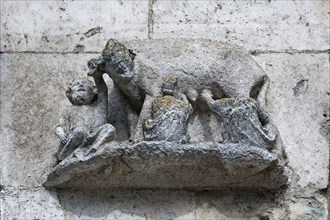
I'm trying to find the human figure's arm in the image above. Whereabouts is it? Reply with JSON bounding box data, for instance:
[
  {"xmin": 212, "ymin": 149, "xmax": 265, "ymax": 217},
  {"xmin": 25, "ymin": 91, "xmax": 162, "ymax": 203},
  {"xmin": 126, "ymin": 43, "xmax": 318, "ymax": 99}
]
[
  {"xmin": 133, "ymin": 94, "xmax": 153, "ymax": 142},
  {"xmin": 87, "ymin": 58, "xmax": 109, "ymax": 127},
  {"xmin": 93, "ymin": 74, "xmax": 108, "ymax": 127},
  {"xmin": 55, "ymin": 125, "xmax": 68, "ymax": 144},
  {"xmin": 200, "ymin": 89, "xmax": 216, "ymax": 110}
]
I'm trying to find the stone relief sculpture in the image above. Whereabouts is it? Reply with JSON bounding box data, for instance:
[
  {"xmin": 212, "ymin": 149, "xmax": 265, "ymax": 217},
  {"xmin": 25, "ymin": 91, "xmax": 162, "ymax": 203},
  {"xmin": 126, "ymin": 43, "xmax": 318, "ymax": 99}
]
[
  {"xmin": 54, "ymin": 68, "xmax": 116, "ymax": 161},
  {"xmin": 200, "ymin": 88, "xmax": 276, "ymax": 150},
  {"xmin": 143, "ymin": 77, "xmax": 192, "ymax": 143},
  {"xmin": 88, "ymin": 39, "xmax": 271, "ymax": 142},
  {"xmin": 45, "ymin": 38, "xmax": 288, "ymax": 190}
]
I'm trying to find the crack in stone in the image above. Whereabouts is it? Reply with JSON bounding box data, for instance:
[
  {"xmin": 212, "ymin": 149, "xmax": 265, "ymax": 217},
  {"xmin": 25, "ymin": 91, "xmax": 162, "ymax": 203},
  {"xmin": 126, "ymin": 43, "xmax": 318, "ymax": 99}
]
[
  {"xmin": 148, "ymin": 0, "xmax": 155, "ymax": 39},
  {"xmin": 250, "ymin": 49, "xmax": 330, "ymax": 55},
  {"xmin": 1, "ymin": 49, "xmax": 328, "ymax": 55}
]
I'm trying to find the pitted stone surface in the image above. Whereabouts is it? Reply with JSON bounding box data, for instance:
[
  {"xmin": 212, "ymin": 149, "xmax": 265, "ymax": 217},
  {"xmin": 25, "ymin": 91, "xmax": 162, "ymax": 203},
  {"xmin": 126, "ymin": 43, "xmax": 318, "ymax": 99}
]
[
  {"xmin": 1, "ymin": 0, "xmax": 329, "ymax": 218},
  {"xmin": 44, "ymin": 141, "xmax": 287, "ymax": 190},
  {"xmin": 153, "ymin": 1, "xmax": 329, "ymax": 51},
  {"xmin": 0, "ymin": 1, "xmax": 149, "ymax": 52},
  {"xmin": 107, "ymin": 38, "xmax": 267, "ymax": 107}
]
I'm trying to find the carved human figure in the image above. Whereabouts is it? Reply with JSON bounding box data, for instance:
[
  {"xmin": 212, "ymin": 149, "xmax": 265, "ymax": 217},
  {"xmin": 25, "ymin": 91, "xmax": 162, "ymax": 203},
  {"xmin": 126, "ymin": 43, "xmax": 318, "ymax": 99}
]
[
  {"xmin": 55, "ymin": 70, "xmax": 116, "ymax": 161},
  {"xmin": 201, "ymin": 89, "xmax": 276, "ymax": 149},
  {"xmin": 143, "ymin": 77, "xmax": 193, "ymax": 144}
]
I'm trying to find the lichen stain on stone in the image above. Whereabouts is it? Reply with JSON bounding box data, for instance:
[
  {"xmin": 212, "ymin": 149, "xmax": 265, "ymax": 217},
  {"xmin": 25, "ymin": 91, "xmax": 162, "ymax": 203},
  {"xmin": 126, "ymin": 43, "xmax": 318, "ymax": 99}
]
[{"xmin": 152, "ymin": 96, "xmax": 189, "ymax": 110}]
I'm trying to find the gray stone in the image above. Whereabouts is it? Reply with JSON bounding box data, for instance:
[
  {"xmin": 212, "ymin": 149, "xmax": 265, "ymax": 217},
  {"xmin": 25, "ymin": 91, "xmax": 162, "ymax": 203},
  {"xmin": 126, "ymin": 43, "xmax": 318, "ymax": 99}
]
[
  {"xmin": 0, "ymin": 53, "xmax": 129, "ymax": 188},
  {"xmin": 201, "ymin": 92, "xmax": 277, "ymax": 149},
  {"xmin": 1, "ymin": 0, "xmax": 329, "ymax": 218},
  {"xmin": 152, "ymin": 1, "xmax": 330, "ymax": 51},
  {"xmin": 0, "ymin": 1, "xmax": 149, "ymax": 52},
  {"xmin": 43, "ymin": 38, "xmax": 288, "ymax": 190},
  {"xmin": 54, "ymin": 77, "xmax": 116, "ymax": 161},
  {"xmin": 254, "ymin": 53, "xmax": 329, "ymax": 189},
  {"xmin": 90, "ymin": 38, "xmax": 272, "ymax": 142},
  {"xmin": 143, "ymin": 77, "xmax": 193, "ymax": 144},
  {"xmin": 44, "ymin": 141, "xmax": 287, "ymax": 190}
]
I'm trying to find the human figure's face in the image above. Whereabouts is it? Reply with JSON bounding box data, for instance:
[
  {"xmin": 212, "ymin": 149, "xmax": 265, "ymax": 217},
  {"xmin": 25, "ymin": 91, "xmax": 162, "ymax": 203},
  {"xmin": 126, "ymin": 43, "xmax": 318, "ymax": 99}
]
[{"xmin": 66, "ymin": 80, "xmax": 96, "ymax": 106}]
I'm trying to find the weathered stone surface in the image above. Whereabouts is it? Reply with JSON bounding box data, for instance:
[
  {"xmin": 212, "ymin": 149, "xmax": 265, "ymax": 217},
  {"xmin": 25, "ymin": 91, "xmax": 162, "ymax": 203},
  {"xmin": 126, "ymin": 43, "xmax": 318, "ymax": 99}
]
[
  {"xmin": 142, "ymin": 77, "xmax": 193, "ymax": 143},
  {"xmin": 0, "ymin": 1, "xmax": 148, "ymax": 52},
  {"xmin": 153, "ymin": 1, "xmax": 329, "ymax": 51},
  {"xmin": 56, "ymin": 189, "xmax": 196, "ymax": 220},
  {"xmin": 44, "ymin": 141, "xmax": 287, "ymax": 190},
  {"xmin": 93, "ymin": 38, "xmax": 275, "ymax": 144},
  {"xmin": 105, "ymin": 38, "xmax": 267, "ymax": 106},
  {"xmin": 254, "ymin": 53, "xmax": 330, "ymax": 189},
  {"xmin": 0, "ymin": 188, "xmax": 65, "ymax": 219},
  {"xmin": 195, "ymin": 190, "xmax": 280, "ymax": 220},
  {"xmin": 1, "ymin": 50, "xmax": 328, "ymax": 219},
  {"xmin": 0, "ymin": 53, "xmax": 128, "ymax": 188},
  {"xmin": 1, "ymin": 188, "xmax": 196, "ymax": 220},
  {"xmin": 1, "ymin": 0, "xmax": 329, "ymax": 218},
  {"xmin": 285, "ymin": 188, "xmax": 328, "ymax": 220}
]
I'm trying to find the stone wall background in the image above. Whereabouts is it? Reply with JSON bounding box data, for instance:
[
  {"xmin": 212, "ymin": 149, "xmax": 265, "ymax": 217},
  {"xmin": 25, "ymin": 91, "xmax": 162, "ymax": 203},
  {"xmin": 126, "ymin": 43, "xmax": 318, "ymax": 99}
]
[{"xmin": 0, "ymin": 1, "xmax": 329, "ymax": 219}]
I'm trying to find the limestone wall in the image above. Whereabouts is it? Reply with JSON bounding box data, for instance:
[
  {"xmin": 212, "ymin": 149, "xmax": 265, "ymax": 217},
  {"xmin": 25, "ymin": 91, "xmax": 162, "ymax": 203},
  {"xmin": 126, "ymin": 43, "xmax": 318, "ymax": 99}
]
[{"xmin": 0, "ymin": 1, "xmax": 329, "ymax": 219}]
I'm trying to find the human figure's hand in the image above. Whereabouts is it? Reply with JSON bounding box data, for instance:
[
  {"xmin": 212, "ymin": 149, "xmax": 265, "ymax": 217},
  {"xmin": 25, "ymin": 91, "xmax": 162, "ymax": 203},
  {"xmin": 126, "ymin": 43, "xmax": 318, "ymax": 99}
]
[
  {"xmin": 87, "ymin": 57, "xmax": 105, "ymax": 78},
  {"xmin": 201, "ymin": 89, "xmax": 213, "ymax": 101},
  {"xmin": 55, "ymin": 126, "xmax": 68, "ymax": 144},
  {"xmin": 200, "ymin": 89, "xmax": 215, "ymax": 109}
]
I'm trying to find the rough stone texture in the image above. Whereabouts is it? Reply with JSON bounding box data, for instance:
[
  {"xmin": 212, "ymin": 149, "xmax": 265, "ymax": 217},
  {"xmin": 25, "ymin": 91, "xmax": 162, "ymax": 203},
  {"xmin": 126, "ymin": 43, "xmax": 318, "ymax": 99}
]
[
  {"xmin": 108, "ymin": 38, "xmax": 267, "ymax": 103},
  {"xmin": 96, "ymin": 38, "xmax": 275, "ymax": 144},
  {"xmin": 1, "ymin": 188, "xmax": 65, "ymax": 219},
  {"xmin": 0, "ymin": 1, "xmax": 149, "ymax": 52},
  {"xmin": 44, "ymin": 141, "xmax": 287, "ymax": 190},
  {"xmin": 1, "ymin": 0, "xmax": 329, "ymax": 219},
  {"xmin": 153, "ymin": 1, "xmax": 329, "ymax": 51},
  {"xmin": 254, "ymin": 53, "xmax": 329, "ymax": 189},
  {"xmin": 0, "ymin": 53, "xmax": 128, "ymax": 188},
  {"xmin": 1, "ymin": 187, "xmax": 197, "ymax": 219}
]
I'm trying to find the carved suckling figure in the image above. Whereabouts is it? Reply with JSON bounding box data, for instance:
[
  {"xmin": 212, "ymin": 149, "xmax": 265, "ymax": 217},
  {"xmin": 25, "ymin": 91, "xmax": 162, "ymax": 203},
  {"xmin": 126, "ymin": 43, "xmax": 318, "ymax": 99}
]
[
  {"xmin": 201, "ymin": 87, "xmax": 277, "ymax": 150},
  {"xmin": 143, "ymin": 77, "xmax": 193, "ymax": 143},
  {"xmin": 55, "ymin": 68, "xmax": 116, "ymax": 161}
]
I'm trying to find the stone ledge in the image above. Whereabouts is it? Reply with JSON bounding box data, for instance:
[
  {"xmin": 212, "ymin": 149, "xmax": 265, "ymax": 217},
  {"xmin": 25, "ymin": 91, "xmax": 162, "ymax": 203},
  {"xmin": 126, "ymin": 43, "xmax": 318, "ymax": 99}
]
[{"xmin": 44, "ymin": 141, "xmax": 288, "ymax": 190}]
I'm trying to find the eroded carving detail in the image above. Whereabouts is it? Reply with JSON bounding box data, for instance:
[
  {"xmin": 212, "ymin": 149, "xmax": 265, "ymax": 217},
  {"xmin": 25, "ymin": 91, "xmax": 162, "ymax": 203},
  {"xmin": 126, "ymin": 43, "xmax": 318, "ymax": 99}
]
[
  {"xmin": 55, "ymin": 69, "xmax": 116, "ymax": 161},
  {"xmin": 45, "ymin": 38, "xmax": 288, "ymax": 190},
  {"xmin": 201, "ymin": 90, "xmax": 276, "ymax": 149},
  {"xmin": 143, "ymin": 77, "xmax": 192, "ymax": 143}
]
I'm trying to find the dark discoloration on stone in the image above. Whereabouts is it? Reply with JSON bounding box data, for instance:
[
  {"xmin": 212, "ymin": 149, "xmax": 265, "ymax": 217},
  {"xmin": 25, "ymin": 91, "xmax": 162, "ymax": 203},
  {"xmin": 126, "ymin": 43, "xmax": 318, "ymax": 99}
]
[
  {"xmin": 293, "ymin": 79, "xmax": 309, "ymax": 96},
  {"xmin": 319, "ymin": 119, "xmax": 330, "ymax": 143},
  {"xmin": 84, "ymin": 27, "xmax": 102, "ymax": 38},
  {"xmin": 143, "ymin": 77, "xmax": 193, "ymax": 143},
  {"xmin": 73, "ymin": 44, "xmax": 85, "ymax": 53},
  {"xmin": 144, "ymin": 96, "xmax": 192, "ymax": 143}
]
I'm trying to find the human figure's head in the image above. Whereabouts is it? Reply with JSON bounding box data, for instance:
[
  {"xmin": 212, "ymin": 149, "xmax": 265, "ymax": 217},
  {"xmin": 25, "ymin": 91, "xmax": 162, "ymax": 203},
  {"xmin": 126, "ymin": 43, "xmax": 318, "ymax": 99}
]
[
  {"xmin": 161, "ymin": 77, "xmax": 178, "ymax": 96},
  {"xmin": 66, "ymin": 79, "xmax": 97, "ymax": 106}
]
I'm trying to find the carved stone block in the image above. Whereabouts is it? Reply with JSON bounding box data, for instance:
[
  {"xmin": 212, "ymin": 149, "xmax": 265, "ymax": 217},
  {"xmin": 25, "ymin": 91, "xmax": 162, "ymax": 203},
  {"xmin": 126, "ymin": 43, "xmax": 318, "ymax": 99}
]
[
  {"xmin": 45, "ymin": 38, "xmax": 289, "ymax": 190},
  {"xmin": 44, "ymin": 141, "xmax": 288, "ymax": 189}
]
